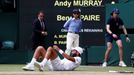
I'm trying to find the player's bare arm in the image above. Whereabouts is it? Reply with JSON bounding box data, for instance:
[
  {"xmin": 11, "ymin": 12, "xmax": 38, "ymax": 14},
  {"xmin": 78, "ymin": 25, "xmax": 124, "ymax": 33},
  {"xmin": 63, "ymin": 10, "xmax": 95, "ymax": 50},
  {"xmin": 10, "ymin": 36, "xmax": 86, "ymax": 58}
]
[
  {"xmin": 122, "ymin": 25, "xmax": 131, "ymax": 42},
  {"xmin": 53, "ymin": 45, "xmax": 75, "ymax": 62},
  {"xmin": 122, "ymin": 25, "xmax": 128, "ymax": 35},
  {"xmin": 106, "ymin": 24, "xmax": 112, "ymax": 34},
  {"xmin": 106, "ymin": 24, "xmax": 118, "ymax": 38}
]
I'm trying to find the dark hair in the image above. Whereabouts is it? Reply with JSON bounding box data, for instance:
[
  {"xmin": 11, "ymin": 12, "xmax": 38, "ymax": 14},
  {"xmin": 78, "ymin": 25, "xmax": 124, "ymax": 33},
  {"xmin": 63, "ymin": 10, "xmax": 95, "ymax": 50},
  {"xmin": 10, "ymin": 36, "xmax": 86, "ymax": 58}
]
[
  {"xmin": 37, "ymin": 10, "xmax": 45, "ymax": 16},
  {"xmin": 110, "ymin": 12, "xmax": 119, "ymax": 16},
  {"xmin": 70, "ymin": 51, "xmax": 80, "ymax": 57}
]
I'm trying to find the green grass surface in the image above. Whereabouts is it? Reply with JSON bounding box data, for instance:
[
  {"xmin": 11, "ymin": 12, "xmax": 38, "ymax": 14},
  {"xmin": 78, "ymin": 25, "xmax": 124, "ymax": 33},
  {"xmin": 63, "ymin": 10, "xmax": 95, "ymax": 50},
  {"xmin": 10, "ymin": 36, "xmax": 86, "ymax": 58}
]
[{"xmin": 0, "ymin": 64, "xmax": 134, "ymax": 75}]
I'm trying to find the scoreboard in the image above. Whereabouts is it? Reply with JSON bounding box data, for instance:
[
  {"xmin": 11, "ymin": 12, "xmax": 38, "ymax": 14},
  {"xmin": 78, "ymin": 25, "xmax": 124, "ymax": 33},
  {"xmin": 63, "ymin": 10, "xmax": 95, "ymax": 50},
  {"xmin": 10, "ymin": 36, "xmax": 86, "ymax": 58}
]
[{"xmin": 19, "ymin": 0, "xmax": 105, "ymax": 49}]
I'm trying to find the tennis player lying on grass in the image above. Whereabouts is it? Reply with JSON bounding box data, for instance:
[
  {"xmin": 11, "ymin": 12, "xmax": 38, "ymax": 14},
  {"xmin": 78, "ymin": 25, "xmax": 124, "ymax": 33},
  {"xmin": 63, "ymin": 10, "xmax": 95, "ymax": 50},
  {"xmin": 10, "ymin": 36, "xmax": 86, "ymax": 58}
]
[{"xmin": 22, "ymin": 45, "xmax": 83, "ymax": 71}]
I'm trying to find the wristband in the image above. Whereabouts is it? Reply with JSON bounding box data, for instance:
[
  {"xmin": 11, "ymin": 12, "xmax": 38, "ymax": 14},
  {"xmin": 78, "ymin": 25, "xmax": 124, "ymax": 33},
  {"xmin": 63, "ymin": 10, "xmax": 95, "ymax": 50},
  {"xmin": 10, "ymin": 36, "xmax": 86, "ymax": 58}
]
[
  {"xmin": 59, "ymin": 50, "xmax": 64, "ymax": 54},
  {"xmin": 110, "ymin": 33, "xmax": 113, "ymax": 35},
  {"xmin": 125, "ymin": 35, "xmax": 128, "ymax": 37}
]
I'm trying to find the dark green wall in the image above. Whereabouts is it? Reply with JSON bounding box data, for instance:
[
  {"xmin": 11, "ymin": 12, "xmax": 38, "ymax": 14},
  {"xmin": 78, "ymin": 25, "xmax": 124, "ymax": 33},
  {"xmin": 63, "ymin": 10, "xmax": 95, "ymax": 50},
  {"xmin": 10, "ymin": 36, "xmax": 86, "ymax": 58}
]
[
  {"xmin": 0, "ymin": 12, "xmax": 17, "ymax": 43},
  {"xmin": 106, "ymin": 2, "xmax": 134, "ymax": 28}
]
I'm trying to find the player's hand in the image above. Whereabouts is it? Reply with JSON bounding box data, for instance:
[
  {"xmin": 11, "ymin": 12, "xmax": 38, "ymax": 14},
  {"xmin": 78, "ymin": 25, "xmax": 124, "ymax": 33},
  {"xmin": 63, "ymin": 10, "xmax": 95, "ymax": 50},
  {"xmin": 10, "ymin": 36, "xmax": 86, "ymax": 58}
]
[
  {"xmin": 41, "ymin": 31, "xmax": 47, "ymax": 36},
  {"xmin": 44, "ymin": 32, "xmax": 48, "ymax": 35},
  {"xmin": 53, "ymin": 45, "xmax": 60, "ymax": 51},
  {"xmin": 112, "ymin": 34, "xmax": 118, "ymax": 38},
  {"xmin": 126, "ymin": 37, "xmax": 130, "ymax": 43}
]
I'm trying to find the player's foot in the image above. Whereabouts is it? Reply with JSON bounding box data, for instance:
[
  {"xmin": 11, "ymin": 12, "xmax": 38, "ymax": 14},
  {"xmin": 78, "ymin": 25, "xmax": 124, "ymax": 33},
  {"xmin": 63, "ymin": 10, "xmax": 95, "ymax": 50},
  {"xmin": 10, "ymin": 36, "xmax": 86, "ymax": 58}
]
[
  {"xmin": 34, "ymin": 62, "xmax": 44, "ymax": 71},
  {"xmin": 102, "ymin": 62, "xmax": 107, "ymax": 67},
  {"xmin": 22, "ymin": 63, "xmax": 35, "ymax": 71},
  {"xmin": 119, "ymin": 61, "xmax": 127, "ymax": 67}
]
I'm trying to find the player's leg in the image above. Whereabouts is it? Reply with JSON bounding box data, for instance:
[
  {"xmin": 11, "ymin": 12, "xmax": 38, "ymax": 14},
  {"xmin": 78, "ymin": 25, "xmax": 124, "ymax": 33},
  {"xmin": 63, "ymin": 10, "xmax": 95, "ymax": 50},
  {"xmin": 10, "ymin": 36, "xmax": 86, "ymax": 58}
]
[
  {"xmin": 41, "ymin": 46, "xmax": 58, "ymax": 65},
  {"xmin": 38, "ymin": 41, "xmax": 53, "ymax": 70},
  {"xmin": 65, "ymin": 33, "xmax": 74, "ymax": 55},
  {"xmin": 116, "ymin": 39, "xmax": 127, "ymax": 67},
  {"xmin": 103, "ymin": 42, "xmax": 113, "ymax": 66},
  {"xmin": 36, "ymin": 46, "xmax": 58, "ymax": 71},
  {"xmin": 32, "ymin": 46, "xmax": 46, "ymax": 64},
  {"xmin": 22, "ymin": 46, "xmax": 46, "ymax": 71},
  {"xmin": 33, "ymin": 46, "xmax": 46, "ymax": 58},
  {"xmin": 102, "ymin": 42, "xmax": 112, "ymax": 67},
  {"xmin": 104, "ymin": 42, "xmax": 113, "ymax": 62},
  {"xmin": 116, "ymin": 40, "xmax": 123, "ymax": 61},
  {"xmin": 102, "ymin": 34, "xmax": 113, "ymax": 67}
]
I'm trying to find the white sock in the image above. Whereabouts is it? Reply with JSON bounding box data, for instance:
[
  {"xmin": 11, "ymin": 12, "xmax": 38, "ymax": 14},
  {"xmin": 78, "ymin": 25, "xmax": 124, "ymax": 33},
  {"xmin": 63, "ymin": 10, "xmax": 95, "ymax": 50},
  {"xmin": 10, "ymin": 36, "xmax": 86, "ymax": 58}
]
[
  {"xmin": 47, "ymin": 60, "xmax": 53, "ymax": 71},
  {"xmin": 41, "ymin": 58, "xmax": 48, "ymax": 66},
  {"xmin": 30, "ymin": 58, "xmax": 36, "ymax": 65},
  {"xmin": 119, "ymin": 61, "xmax": 124, "ymax": 63}
]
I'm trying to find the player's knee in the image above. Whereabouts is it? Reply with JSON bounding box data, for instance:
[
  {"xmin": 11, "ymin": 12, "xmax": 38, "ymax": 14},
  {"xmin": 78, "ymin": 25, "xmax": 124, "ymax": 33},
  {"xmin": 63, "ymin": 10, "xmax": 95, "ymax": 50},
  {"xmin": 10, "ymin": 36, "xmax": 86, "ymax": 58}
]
[
  {"xmin": 118, "ymin": 45, "xmax": 123, "ymax": 49},
  {"xmin": 107, "ymin": 46, "xmax": 112, "ymax": 51},
  {"xmin": 47, "ymin": 46, "xmax": 53, "ymax": 51},
  {"xmin": 37, "ymin": 46, "xmax": 44, "ymax": 50}
]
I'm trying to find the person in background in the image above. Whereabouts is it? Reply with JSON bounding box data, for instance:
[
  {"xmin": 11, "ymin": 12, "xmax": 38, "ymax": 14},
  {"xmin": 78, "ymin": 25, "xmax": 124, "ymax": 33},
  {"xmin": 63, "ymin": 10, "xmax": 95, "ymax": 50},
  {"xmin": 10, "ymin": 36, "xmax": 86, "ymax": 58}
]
[
  {"xmin": 32, "ymin": 11, "xmax": 47, "ymax": 50},
  {"xmin": 102, "ymin": 8, "xmax": 130, "ymax": 67},
  {"xmin": 63, "ymin": 9, "xmax": 82, "ymax": 55}
]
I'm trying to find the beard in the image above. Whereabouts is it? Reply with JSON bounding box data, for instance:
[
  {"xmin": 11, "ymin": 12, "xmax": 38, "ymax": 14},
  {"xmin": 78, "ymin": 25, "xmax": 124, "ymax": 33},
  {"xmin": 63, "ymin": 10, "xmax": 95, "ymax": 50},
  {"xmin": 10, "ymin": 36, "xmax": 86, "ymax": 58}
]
[{"xmin": 70, "ymin": 52, "xmax": 77, "ymax": 57}]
